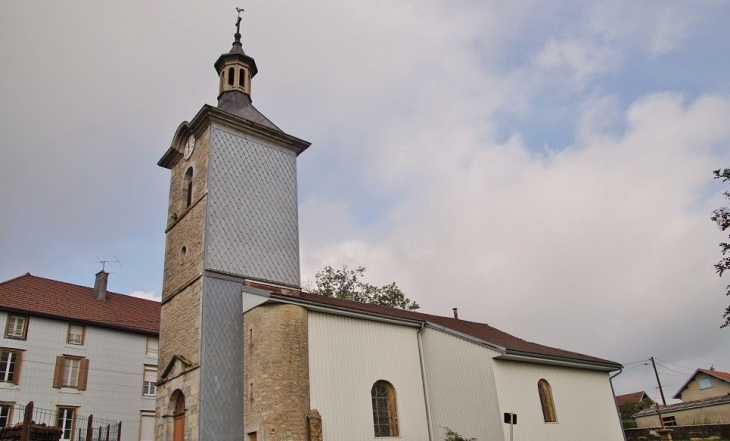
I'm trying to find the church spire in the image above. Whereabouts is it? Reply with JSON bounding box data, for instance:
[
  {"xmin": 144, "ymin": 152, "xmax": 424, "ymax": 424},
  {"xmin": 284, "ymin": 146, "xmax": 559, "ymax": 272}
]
[{"xmin": 214, "ymin": 8, "xmax": 258, "ymax": 100}]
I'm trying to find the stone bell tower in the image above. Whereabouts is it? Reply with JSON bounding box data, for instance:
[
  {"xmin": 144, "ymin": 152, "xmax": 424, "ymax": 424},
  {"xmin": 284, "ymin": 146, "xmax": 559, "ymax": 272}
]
[{"xmin": 154, "ymin": 13, "xmax": 310, "ymax": 441}]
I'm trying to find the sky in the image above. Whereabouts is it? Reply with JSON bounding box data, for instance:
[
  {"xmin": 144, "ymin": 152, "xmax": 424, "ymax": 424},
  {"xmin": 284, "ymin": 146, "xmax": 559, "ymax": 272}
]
[{"xmin": 1, "ymin": 0, "xmax": 729, "ymax": 403}]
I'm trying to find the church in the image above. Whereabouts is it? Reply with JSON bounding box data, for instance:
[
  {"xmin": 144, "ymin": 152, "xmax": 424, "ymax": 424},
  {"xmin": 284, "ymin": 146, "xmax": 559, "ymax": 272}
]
[{"xmin": 154, "ymin": 17, "xmax": 625, "ymax": 441}]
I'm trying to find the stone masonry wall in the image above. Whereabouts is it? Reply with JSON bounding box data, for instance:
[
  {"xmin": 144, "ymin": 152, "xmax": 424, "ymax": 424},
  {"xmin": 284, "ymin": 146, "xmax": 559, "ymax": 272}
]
[
  {"xmin": 159, "ymin": 277, "xmax": 202, "ymax": 371},
  {"xmin": 244, "ymin": 304, "xmax": 310, "ymax": 441},
  {"xmin": 162, "ymin": 127, "xmax": 209, "ymax": 301}
]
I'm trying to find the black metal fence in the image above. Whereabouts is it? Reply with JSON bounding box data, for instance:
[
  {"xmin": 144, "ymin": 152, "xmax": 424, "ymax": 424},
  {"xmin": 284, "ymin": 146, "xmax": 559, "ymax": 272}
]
[{"xmin": 0, "ymin": 401, "xmax": 121, "ymax": 441}]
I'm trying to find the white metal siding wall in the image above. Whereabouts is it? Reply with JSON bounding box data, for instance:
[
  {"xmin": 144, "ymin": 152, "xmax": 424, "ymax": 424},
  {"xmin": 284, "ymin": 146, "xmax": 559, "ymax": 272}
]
[
  {"xmin": 0, "ymin": 312, "xmax": 157, "ymax": 441},
  {"xmin": 492, "ymin": 360, "xmax": 623, "ymax": 441},
  {"xmin": 420, "ymin": 328, "xmax": 505, "ymax": 441},
  {"xmin": 308, "ymin": 312, "xmax": 429, "ymax": 441}
]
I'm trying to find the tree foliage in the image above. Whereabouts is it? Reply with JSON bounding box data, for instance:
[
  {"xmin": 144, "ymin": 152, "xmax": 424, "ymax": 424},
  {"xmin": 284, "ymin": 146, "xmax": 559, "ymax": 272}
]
[
  {"xmin": 310, "ymin": 265, "xmax": 420, "ymax": 310},
  {"xmin": 618, "ymin": 397, "xmax": 654, "ymax": 420},
  {"xmin": 442, "ymin": 427, "xmax": 476, "ymax": 441},
  {"xmin": 711, "ymin": 168, "xmax": 730, "ymax": 328}
]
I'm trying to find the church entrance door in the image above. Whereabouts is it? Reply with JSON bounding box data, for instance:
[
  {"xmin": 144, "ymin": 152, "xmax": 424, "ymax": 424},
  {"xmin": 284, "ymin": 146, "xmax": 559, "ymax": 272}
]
[{"xmin": 173, "ymin": 414, "xmax": 184, "ymax": 441}]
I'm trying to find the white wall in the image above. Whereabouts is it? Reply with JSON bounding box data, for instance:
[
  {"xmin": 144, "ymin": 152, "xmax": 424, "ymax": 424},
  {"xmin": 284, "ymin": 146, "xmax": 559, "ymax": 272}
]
[
  {"xmin": 420, "ymin": 327, "xmax": 505, "ymax": 441},
  {"xmin": 308, "ymin": 312, "xmax": 429, "ymax": 441},
  {"xmin": 0, "ymin": 312, "xmax": 157, "ymax": 441},
  {"xmin": 492, "ymin": 359, "xmax": 623, "ymax": 441}
]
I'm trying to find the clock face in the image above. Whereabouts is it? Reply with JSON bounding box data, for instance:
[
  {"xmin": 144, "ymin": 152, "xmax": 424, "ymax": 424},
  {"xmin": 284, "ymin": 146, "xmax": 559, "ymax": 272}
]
[{"xmin": 184, "ymin": 135, "xmax": 196, "ymax": 160}]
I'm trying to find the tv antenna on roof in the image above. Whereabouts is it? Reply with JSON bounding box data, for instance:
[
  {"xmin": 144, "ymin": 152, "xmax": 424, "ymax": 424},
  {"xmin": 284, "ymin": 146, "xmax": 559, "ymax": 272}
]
[{"xmin": 95, "ymin": 256, "xmax": 123, "ymax": 272}]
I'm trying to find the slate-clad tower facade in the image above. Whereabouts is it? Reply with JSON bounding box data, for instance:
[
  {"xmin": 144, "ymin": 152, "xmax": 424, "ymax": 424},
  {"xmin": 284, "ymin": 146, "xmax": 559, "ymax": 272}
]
[{"xmin": 155, "ymin": 25, "xmax": 310, "ymax": 441}]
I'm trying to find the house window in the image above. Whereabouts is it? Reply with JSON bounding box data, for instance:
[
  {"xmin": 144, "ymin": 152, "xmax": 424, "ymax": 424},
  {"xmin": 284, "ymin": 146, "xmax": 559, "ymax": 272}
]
[
  {"xmin": 143, "ymin": 366, "xmax": 157, "ymax": 396},
  {"xmin": 698, "ymin": 378, "xmax": 712, "ymax": 390},
  {"xmin": 67, "ymin": 324, "xmax": 85, "ymax": 345},
  {"xmin": 371, "ymin": 380, "xmax": 399, "ymax": 437},
  {"xmin": 139, "ymin": 411, "xmax": 155, "ymax": 441},
  {"xmin": 662, "ymin": 416, "xmax": 677, "ymax": 427},
  {"xmin": 0, "ymin": 403, "xmax": 12, "ymax": 427},
  {"xmin": 53, "ymin": 356, "xmax": 89, "ymax": 390},
  {"xmin": 146, "ymin": 337, "xmax": 158, "ymax": 356},
  {"xmin": 0, "ymin": 349, "xmax": 22, "ymax": 384},
  {"xmin": 4, "ymin": 315, "xmax": 28, "ymax": 340},
  {"xmin": 538, "ymin": 379, "xmax": 558, "ymax": 422},
  {"xmin": 57, "ymin": 407, "xmax": 76, "ymax": 441}
]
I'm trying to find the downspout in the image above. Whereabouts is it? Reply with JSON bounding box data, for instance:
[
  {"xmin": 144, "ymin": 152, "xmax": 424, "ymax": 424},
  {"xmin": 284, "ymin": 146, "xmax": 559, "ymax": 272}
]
[
  {"xmin": 609, "ymin": 369, "xmax": 628, "ymax": 441},
  {"xmin": 417, "ymin": 322, "xmax": 433, "ymax": 441}
]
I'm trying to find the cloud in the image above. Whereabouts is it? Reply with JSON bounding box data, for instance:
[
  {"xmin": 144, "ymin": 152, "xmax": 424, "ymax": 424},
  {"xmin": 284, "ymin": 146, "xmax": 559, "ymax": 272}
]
[{"xmin": 129, "ymin": 291, "xmax": 161, "ymax": 302}]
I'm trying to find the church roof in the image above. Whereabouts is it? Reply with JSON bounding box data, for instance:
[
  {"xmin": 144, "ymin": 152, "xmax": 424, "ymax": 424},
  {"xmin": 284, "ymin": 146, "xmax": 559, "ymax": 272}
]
[
  {"xmin": 278, "ymin": 292, "xmax": 621, "ymax": 369},
  {"xmin": 0, "ymin": 273, "xmax": 160, "ymax": 335},
  {"xmin": 217, "ymin": 91, "xmax": 282, "ymax": 132}
]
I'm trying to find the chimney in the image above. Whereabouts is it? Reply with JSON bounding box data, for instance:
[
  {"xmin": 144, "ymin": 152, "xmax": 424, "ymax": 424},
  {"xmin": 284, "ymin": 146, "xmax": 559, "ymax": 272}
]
[
  {"xmin": 94, "ymin": 270, "xmax": 109, "ymax": 301},
  {"xmin": 710, "ymin": 365, "xmax": 715, "ymax": 372},
  {"xmin": 452, "ymin": 308, "xmax": 459, "ymax": 320}
]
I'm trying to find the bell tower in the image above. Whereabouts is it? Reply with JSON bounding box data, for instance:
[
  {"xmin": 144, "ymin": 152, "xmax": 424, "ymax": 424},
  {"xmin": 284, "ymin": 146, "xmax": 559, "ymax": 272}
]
[{"xmin": 155, "ymin": 11, "xmax": 310, "ymax": 441}]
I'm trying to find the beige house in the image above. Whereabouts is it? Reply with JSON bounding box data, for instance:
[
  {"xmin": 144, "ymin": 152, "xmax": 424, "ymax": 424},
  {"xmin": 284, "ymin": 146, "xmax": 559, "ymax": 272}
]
[{"xmin": 634, "ymin": 368, "xmax": 730, "ymax": 428}]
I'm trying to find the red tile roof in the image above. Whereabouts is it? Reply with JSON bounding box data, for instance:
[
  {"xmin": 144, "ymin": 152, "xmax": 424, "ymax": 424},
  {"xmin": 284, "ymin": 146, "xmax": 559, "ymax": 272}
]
[
  {"xmin": 702, "ymin": 368, "xmax": 730, "ymax": 382},
  {"xmin": 0, "ymin": 273, "xmax": 160, "ymax": 335},
  {"xmin": 615, "ymin": 391, "xmax": 649, "ymax": 406},
  {"xmin": 285, "ymin": 292, "xmax": 621, "ymax": 368}
]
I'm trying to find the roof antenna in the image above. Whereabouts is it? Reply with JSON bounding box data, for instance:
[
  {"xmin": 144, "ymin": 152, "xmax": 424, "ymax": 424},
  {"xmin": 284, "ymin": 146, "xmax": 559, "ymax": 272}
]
[
  {"xmin": 94, "ymin": 255, "xmax": 123, "ymax": 272},
  {"xmin": 235, "ymin": 7, "xmax": 244, "ymax": 42}
]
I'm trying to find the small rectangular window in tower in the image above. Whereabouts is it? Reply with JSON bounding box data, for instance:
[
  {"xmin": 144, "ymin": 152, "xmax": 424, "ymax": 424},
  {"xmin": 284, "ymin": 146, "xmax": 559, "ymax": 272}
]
[
  {"xmin": 67, "ymin": 324, "xmax": 85, "ymax": 345},
  {"xmin": 239, "ymin": 69, "xmax": 245, "ymax": 87},
  {"xmin": 228, "ymin": 67, "xmax": 235, "ymax": 86}
]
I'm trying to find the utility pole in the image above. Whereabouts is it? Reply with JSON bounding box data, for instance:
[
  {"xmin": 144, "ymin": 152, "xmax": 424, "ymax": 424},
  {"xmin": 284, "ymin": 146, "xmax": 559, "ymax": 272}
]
[{"xmin": 650, "ymin": 357, "xmax": 667, "ymax": 406}]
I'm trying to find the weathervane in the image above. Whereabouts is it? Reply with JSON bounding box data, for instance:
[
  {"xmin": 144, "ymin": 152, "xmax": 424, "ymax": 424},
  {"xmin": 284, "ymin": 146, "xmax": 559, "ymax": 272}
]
[{"xmin": 235, "ymin": 7, "xmax": 244, "ymax": 36}]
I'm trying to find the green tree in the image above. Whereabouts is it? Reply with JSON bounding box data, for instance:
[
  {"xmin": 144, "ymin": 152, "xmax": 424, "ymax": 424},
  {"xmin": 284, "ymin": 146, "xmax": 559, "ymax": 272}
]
[
  {"xmin": 711, "ymin": 168, "xmax": 730, "ymax": 328},
  {"xmin": 310, "ymin": 265, "xmax": 420, "ymax": 310}
]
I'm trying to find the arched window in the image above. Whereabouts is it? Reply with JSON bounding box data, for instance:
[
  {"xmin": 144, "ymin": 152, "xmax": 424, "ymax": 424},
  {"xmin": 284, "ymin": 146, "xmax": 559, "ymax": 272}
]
[
  {"xmin": 538, "ymin": 379, "xmax": 557, "ymax": 422},
  {"xmin": 239, "ymin": 68, "xmax": 245, "ymax": 87},
  {"xmin": 184, "ymin": 167, "xmax": 193, "ymax": 208},
  {"xmin": 371, "ymin": 380, "xmax": 398, "ymax": 437},
  {"xmin": 228, "ymin": 67, "xmax": 235, "ymax": 86}
]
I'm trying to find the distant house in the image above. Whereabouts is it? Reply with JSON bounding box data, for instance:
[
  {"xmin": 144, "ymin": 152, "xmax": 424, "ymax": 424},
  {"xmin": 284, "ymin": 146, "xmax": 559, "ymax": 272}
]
[
  {"xmin": 616, "ymin": 391, "xmax": 651, "ymax": 407},
  {"xmin": 0, "ymin": 272, "xmax": 160, "ymax": 441},
  {"xmin": 633, "ymin": 367, "xmax": 730, "ymax": 428},
  {"xmin": 616, "ymin": 391, "xmax": 653, "ymax": 421},
  {"xmin": 673, "ymin": 367, "xmax": 730, "ymax": 402}
]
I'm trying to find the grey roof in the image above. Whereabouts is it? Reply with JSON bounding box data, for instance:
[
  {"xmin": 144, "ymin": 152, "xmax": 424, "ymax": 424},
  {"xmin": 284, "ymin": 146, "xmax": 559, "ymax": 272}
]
[
  {"xmin": 217, "ymin": 91, "xmax": 281, "ymax": 132},
  {"xmin": 633, "ymin": 394, "xmax": 730, "ymax": 418}
]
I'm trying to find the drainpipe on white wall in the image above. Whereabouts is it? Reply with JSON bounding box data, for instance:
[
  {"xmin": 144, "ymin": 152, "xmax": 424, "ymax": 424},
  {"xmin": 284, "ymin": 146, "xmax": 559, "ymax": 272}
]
[
  {"xmin": 609, "ymin": 368, "xmax": 628, "ymax": 441},
  {"xmin": 417, "ymin": 323, "xmax": 434, "ymax": 441}
]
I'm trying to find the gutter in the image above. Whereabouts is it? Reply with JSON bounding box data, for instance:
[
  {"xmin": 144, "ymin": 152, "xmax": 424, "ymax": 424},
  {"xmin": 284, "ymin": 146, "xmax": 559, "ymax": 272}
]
[
  {"xmin": 267, "ymin": 294, "xmax": 423, "ymax": 328},
  {"xmin": 496, "ymin": 351, "xmax": 621, "ymax": 372},
  {"xmin": 417, "ymin": 323, "xmax": 433, "ymax": 441}
]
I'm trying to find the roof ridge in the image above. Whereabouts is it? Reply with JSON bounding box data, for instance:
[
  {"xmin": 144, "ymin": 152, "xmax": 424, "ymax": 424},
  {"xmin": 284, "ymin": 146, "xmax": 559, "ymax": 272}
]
[{"xmin": 0, "ymin": 272, "xmax": 34, "ymax": 287}]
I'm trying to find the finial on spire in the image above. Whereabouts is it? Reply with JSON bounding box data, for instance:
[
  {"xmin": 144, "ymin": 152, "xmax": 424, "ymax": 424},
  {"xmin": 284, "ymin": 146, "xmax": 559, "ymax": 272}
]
[{"xmin": 235, "ymin": 7, "xmax": 244, "ymax": 42}]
